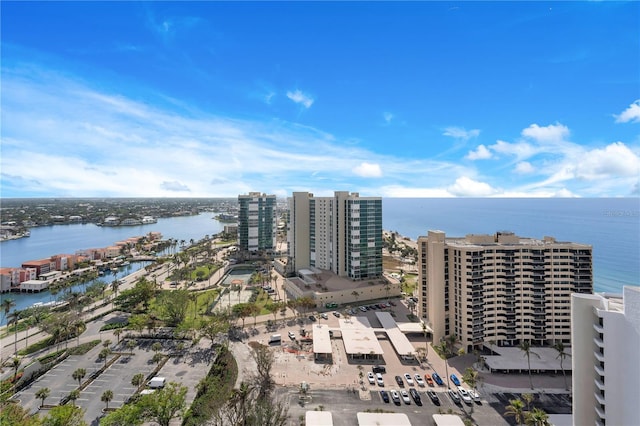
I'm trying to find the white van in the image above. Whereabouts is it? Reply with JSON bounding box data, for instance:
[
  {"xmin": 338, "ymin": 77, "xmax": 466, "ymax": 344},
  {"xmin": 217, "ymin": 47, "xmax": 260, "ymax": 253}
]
[
  {"xmin": 148, "ymin": 377, "xmax": 166, "ymax": 389},
  {"xmin": 269, "ymin": 334, "xmax": 281, "ymax": 344}
]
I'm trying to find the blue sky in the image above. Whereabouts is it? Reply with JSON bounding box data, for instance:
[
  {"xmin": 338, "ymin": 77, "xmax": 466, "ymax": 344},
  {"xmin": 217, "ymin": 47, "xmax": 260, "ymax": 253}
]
[{"xmin": 2, "ymin": 1, "xmax": 639, "ymax": 198}]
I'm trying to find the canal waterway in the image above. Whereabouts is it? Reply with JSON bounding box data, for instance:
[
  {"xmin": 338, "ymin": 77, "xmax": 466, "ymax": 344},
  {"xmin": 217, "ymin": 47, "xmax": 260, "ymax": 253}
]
[{"xmin": 0, "ymin": 213, "xmax": 225, "ymax": 322}]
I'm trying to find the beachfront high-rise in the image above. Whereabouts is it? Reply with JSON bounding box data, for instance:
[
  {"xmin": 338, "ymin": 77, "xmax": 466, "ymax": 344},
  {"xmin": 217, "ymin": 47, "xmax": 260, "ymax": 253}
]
[
  {"xmin": 418, "ymin": 230, "xmax": 592, "ymax": 351},
  {"xmin": 571, "ymin": 286, "xmax": 640, "ymax": 426},
  {"xmin": 237, "ymin": 192, "xmax": 277, "ymax": 254},
  {"xmin": 287, "ymin": 191, "xmax": 382, "ymax": 280}
]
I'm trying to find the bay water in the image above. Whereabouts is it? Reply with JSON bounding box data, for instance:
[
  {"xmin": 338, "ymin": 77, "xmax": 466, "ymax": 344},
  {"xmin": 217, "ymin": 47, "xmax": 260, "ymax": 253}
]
[{"xmin": 1, "ymin": 198, "xmax": 638, "ymax": 322}]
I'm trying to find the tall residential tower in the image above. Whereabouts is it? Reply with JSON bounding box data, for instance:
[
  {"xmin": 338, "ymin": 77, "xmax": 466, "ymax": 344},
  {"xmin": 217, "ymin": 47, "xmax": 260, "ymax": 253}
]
[
  {"xmin": 287, "ymin": 191, "xmax": 382, "ymax": 280},
  {"xmin": 571, "ymin": 286, "xmax": 640, "ymax": 426},
  {"xmin": 418, "ymin": 230, "xmax": 592, "ymax": 351},
  {"xmin": 237, "ymin": 192, "xmax": 277, "ymax": 254}
]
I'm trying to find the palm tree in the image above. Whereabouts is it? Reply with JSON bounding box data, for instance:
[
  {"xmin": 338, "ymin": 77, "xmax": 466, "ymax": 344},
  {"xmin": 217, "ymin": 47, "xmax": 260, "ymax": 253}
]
[
  {"xmin": 2, "ymin": 298, "xmax": 16, "ymax": 323},
  {"xmin": 504, "ymin": 398, "xmax": 525, "ymax": 425},
  {"xmin": 522, "ymin": 393, "xmax": 534, "ymax": 412},
  {"xmin": 72, "ymin": 368, "xmax": 87, "ymax": 387},
  {"xmin": 554, "ymin": 341, "xmax": 571, "ymax": 390},
  {"xmin": 525, "ymin": 407, "xmax": 551, "ymax": 426},
  {"xmin": 8, "ymin": 310, "xmax": 20, "ymax": 355},
  {"xmin": 101, "ymin": 389, "xmax": 114, "ymax": 410},
  {"xmin": 351, "ymin": 291, "xmax": 360, "ymax": 304},
  {"xmin": 131, "ymin": 373, "xmax": 145, "ymax": 390},
  {"xmin": 519, "ymin": 341, "xmax": 541, "ymax": 389},
  {"xmin": 68, "ymin": 389, "xmax": 80, "ymax": 406},
  {"xmin": 35, "ymin": 387, "xmax": 51, "ymax": 408},
  {"xmin": 11, "ymin": 357, "xmax": 21, "ymax": 383},
  {"xmin": 421, "ymin": 321, "xmax": 429, "ymax": 362}
]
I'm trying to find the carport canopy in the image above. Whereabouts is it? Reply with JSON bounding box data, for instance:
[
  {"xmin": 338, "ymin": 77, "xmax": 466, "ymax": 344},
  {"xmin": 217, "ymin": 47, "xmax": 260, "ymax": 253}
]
[
  {"xmin": 375, "ymin": 312, "xmax": 417, "ymax": 357},
  {"xmin": 339, "ymin": 317, "xmax": 384, "ymax": 356},
  {"xmin": 312, "ymin": 324, "xmax": 332, "ymax": 355}
]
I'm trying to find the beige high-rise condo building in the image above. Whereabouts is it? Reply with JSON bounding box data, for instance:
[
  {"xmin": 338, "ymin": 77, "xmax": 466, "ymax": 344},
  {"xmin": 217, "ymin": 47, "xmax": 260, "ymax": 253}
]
[
  {"xmin": 287, "ymin": 191, "xmax": 383, "ymax": 280},
  {"xmin": 418, "ymin": 230, "xmax": 592, "ymax": 351}
]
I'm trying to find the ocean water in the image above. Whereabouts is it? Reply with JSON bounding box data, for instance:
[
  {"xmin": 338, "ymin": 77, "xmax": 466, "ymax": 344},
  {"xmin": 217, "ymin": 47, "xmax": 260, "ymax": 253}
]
[{"xmin": 382, "ymin": 198, "xmax": 640, "ymax": 294}]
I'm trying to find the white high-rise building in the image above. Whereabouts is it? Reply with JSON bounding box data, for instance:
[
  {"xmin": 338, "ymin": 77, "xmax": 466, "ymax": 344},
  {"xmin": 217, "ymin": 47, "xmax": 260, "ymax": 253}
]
[
  {"xmin": 571, "ymin": 286, "xmax": 640, "ymax": 426},
  {"xmin": 287, "ymin": 191, "xmax": 382, "ymax": 280}
]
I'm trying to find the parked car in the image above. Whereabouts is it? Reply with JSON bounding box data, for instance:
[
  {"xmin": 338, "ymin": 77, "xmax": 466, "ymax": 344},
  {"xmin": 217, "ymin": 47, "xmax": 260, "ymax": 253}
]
[
  {"xmin": 414, "ymin": 374, "xmax": 425, "ymax": 387},
  {"xmin": 468, "ymin": 388, "xmax": 481, "ymax": 402},
  {"xmin": 426, "ymin": 389, "xmax": 440, "ymax": 405},
  {"xmin": 458, "ymin": 387, "xmax": 472, "ymax": 404},
  {"xmin": 376, "ymin": 373, "xmax": 384, "ymax": 387},
  {"xmin": 395, "ymin": 375, "xmax": 405, "ymax": 387},
  {"xmin": 288, "ymin": 331, "xmax": 296, "ymax": 340},
  {"xmin": 404, "ymin": 373, "xmax": 414, "ymax": 386},
  {"xmin": 380, "ymin": 390, "xmax": 389, "ymax": 403},
  {"xmin": 425, "ymin": 376, "xmax": 434, "ymax": 387},
  {"xmin": 372, "ymin": 365, "xmax": 386, "ymax": 374},
  {"xmin": 390, "ymin": 390, "xmax": 401, "ymax": 405},
  {"xmin": 359, "ymin": 306, "xmax": 367, "ymax": 312},
  {"xmin": 367, "ymin": 372, "xmax": 375, "ymax": 385},
  {"xmin": 448, "ymin": 389, "xmax": 461, "ymax": 404},
  {"xmin": 400, "ymin": 390, "xmax": 411, "ymax": 404},
  {"xmin": 389, "ymin": 301, "xmax": 396, "ymax": 306},
  {"xmin": 450, "ymin": 374, "xmax": 461, "ymax": 386},
  {"xmin": 332, "ymin": 311, "xmax": 341, "ymax": 317},
  {"xmin": 409, "ymin": 388, "xmax": 422, "ymax": 405},
  {"xmin": 432, "ymin": 372, "xmax": 444, "ymax": 386},
  {"xmin": 308, "ymin": 315, "xmax": 317, "ymax": 322},
  {"xmin": 320, "ymin": 313, "xmax": 328, "ymax": 320}
]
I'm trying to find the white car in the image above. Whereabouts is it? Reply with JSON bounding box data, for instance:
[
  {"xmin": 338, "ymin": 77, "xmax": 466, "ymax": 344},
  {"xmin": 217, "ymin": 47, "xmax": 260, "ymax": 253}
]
[
  {"xmin": 414, "ymin": 374, "xmax": 425, "ymax": 387},
  {"xmin": 390, "ymin": 390, "xmax": 401, "ymax": 404},
  {"xmin": 468, "ymin": 388, "xmax": 481, "ymax": 401},
  {"xmin": 320, "ymin": 313, "xmax": 328, "ymax": 320},
  {"xmin": 457, "ymin": 386, "xmax": 472, "ymax": 404},
  {"xmin": 404, "ymin": 373, "xmax": 414, "ymax": 386},
  {"xmin": 359, "ymin": 306, "xmax": 368, "ymax": 312},
  {"xmin": 376, "ymin": 373, "xmax": 384, "ymax": 387},
  {"xmin": 367, "ymin": 372, "xmax": 376, "ymax": 385},
  {"xmin": 400, "ymin": 390, "xmax": 411, "ymax": 404}
]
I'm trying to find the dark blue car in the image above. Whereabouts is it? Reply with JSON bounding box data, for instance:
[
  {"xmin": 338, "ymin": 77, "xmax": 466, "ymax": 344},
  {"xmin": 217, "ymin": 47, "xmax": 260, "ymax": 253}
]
[
  {"xmin": 431, "ymin": 372, "xmax": 444, "ymax": 386},
  {"xmin": 450, "ymin": 374, "xmax": 461, "ymax": 386}
]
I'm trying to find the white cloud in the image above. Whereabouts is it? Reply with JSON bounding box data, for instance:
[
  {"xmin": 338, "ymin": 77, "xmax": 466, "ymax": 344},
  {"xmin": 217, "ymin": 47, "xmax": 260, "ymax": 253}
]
[
  {"xmin": 466, "ymin": 144, "xmax": 492, "ymax": 160},
  {"xmin": 383, "ymin": 112, "xmax": 394, "ymax": 124},
  {"xmin": 514, "ymin": 161, "xmax": 535, "ymax": 174},
  {"xmin": 614, "ymin": 100, "xmax": 640, "ymax": 123},
  {"xmin": 490, "ymin": 140, "xmax": 537, "ymax": 160},
  {"xmin": 352, "ymin": 162, "xmax": 383, "ymax": 178},
  {"xmin": 447, "ymin": 176, "xmax": 496, "ymax": 197},
  {"xmin": 443, "ymin": 126, "xmax": 480, "ymax": 141},
  {"xmin": 521, "ymin": 123, "xmax": 569, "ymax": 143},
  {"xmin": 574, "ymin": 142, "xmax": 640, "ymax": 180},
  {"xmin": 286, "ymin": 89, "xmax": 314, "ymax": 108},
  {"xmin": 378, "ymin": 185, "xmax": 453, "ymax": 198}
]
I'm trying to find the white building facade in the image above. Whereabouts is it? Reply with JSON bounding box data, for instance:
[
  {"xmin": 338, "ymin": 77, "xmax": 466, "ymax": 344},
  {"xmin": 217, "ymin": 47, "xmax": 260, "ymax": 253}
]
[
  {"xmin": 571, "ymin": 286, "xmax": 640, "ymax": 426},
  {"xmin": 287, "ymin": 191, "xmax": 383, "ymax": 280}
]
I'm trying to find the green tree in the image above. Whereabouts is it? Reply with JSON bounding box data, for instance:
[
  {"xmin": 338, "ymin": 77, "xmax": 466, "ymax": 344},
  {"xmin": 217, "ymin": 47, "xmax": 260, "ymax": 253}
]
[
  {"xmin": 68, "ymin": 389, "xmax": 80, "ymax": 407},
  {"xmin": 504, "ymin": 398, "xmax": 525, "ymax": 425},
  {"xmin": 131, "ymin": 373, "xmax": 145, "ymax": 390},
  {"xmin": 152, "ymin": 342, "xmax": 163, "ymax": 354},
  {"xmin": 35, "ymin": 387, "xmax": 51, "ymax": 408},
  {"xmin": 421, "ymin": 321, "xmax": 429, "ymax": 362},
  {"xmin": 462, "ymin": 367, "xmax": 480, "ymax": 390},
  {"xmin": 522, "ymin": 393, "xmax": 534, "ymax": 412},
  {"xmin": 157, "ymin": 290, "xmax": 190, "ymax": 326},
  {"xmin": 554, "ymin": 341, "xmax": 571, "ymax": 390},
  {"xmin": 101, "ymin": 390, "xmax": 114, "ymax": 410},
  {"xmin": 2, "ymin": 297, "xmax": 16, "ymax": 323},
  {"xmin": 12, "ymin": 356, "xmax": 21, "ymax": 382},
  {"xmin": 42, "ymin": 405, "xmax": 87, "ymax": 426},
  {"xmin": 525, "ymin": 407, "xmax": 551, "ymax": 426},
  {"xmin": 232, "ymin": 303, "xmax": 253, "ymax": 331},
  {"xmin": 126, "ymin": 339, "xmax": 137, "ymax": 354},
  {"xmin": 98, "ymin": 348, "xmax": 111, "ymax": 367},
  {"xmin": 99, "ymin": 403, "xmax": 144, "ymax": 426},
  {"xmin": 8, "ymin": 310, "xmax": 20, "ymax": 355},
  {"xmin": 127, "ymin": 314, "xmax": 147, "ymax": 336},
  {"xmin": 72, "ymin": 368, "xmax": 87, "ymax": 387},
  {"xmin": 138, "ymin": 382, "xmax": 187, "ymax": 426},
  {"xmin": 519, "ymin": 341, "xmax": 541, "ymax": 389},
  {"xmin": 0, "ymin": 402, "xmax": 42, "ymax": 425}
]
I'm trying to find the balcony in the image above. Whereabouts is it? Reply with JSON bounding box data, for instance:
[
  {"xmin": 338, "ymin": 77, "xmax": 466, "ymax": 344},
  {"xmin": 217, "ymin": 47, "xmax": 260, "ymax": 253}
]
[
  {"xmin": 594, "ymin": 364, "xmax": 605, "ymax": 376},
  {"xmin": 594, "ymin": 351, "xmax": 605, "ymax": 362},
  {"xmin": 594, "ymin": 392, "xmax": 606, "ymax": 405},
  {"xmin": 595, "ymin": 405, "xmax": 606, "ymax": 420},
  {"xmin": 594, "ymin": 336, "xmax": 604, "ymax": 348},
  {"xmin": 593, "ymin": 323, "xmax": 604, "ymax": 334},
  {"xmin": 594, "ymin": 377, "xmax": 605, "ymax": 391}
]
